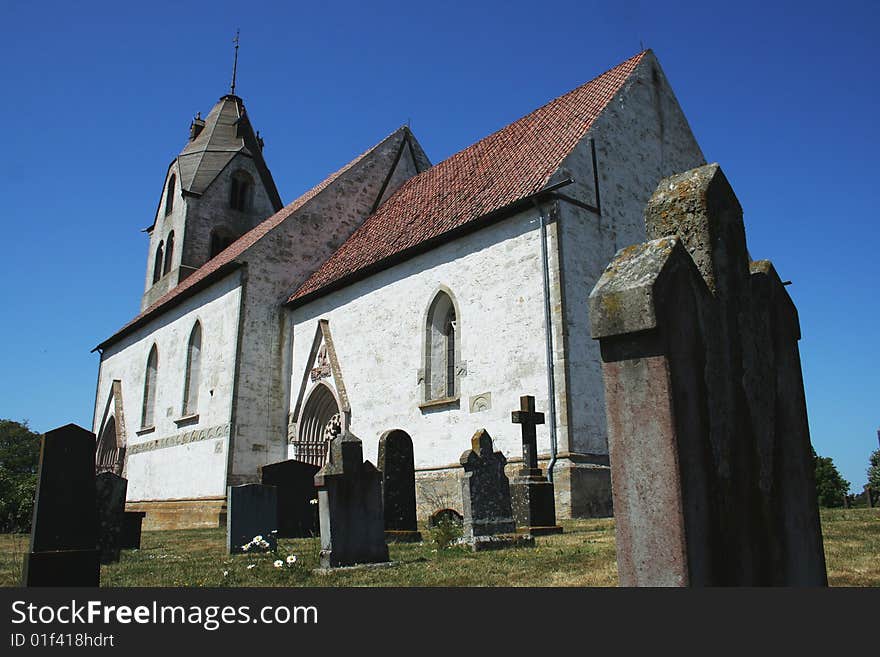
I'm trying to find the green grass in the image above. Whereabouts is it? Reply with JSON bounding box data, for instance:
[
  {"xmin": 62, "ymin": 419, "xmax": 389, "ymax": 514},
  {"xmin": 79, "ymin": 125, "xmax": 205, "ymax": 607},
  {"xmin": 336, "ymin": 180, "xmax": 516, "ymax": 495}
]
[{"xmin": 1, "ymin": 509, "xmax": 877, "ymax": 587}]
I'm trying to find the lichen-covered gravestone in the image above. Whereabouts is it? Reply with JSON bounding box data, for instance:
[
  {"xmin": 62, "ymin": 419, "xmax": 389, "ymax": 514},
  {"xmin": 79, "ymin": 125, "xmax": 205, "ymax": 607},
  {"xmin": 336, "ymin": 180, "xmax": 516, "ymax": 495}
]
[
  {"xmin": 96, "ymin": 472, "xmax": 128, "ymax": 564},
  {"xmin": 459, "ymin": 429, "xmax": 534, "ymax": 550},
  {"xmin": 226, "ymin": 484, "xmax": 278, "ymax": 554},
  {"xmin": 589, "ymin": 163, "xmax": 826, "ymax": 586},
  {"xmin": 314, "ymin": 430, "xmax": 389, "ymax": 568},
  {"xmin": 22, "ymin": 424, "xmax": 100, "ymax": 587},
  {"xmin": 378, "ymin": 429, "xmax": 421, "ymax": 543},
  {"xmin": 260, "ymin": 459, "xmax": 320, "ymax": 538},
  {"xmin": 509, "ymin": 396, "xmax": 563, "ymax": 535}
]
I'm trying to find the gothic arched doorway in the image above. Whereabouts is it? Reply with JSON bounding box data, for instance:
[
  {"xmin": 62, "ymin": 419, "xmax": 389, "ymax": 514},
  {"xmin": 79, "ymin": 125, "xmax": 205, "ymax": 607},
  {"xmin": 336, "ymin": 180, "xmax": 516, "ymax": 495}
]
[
  {"xmin": 97, "ymin": 416, "xmax": 125, "ymax": 476},
  {"xmin": 377, "ymin": 429, "xmax": 419, "ymax": 535},
  {"xmin": 294, "ymin": 384, "xmax": 341, "ymax": 466}
]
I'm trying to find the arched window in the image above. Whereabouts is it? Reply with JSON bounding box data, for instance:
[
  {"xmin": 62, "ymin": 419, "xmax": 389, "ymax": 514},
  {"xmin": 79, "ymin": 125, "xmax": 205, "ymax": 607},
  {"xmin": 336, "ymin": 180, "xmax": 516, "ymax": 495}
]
[
  {"xmin": 163, "ymin": 231, "xmax": 175, "ymax": 275},
  {"xmin": 182, "ymin": 322, "xmax": 202, "ymax": 415},
  {"xmin": 165, "ymin": 175, "xmax": 176, "ymax": 215},
  {"xmin": 209, "ymin": 228, "xmax": 236, "ymax": 258},
  {"xmin": 424, "ymin": 290, "xmax": 459, "ymax": 401},
  {"xmin": 152, "ymin": 241, "xmax": 164, "ymax": 284},
  {"xmin": 229, "ymin": 170, "xmax": 253, "ymax": 211},
  {"xmin": 141, "ymin": 345, "xmax": 158, "ymax": 428}
]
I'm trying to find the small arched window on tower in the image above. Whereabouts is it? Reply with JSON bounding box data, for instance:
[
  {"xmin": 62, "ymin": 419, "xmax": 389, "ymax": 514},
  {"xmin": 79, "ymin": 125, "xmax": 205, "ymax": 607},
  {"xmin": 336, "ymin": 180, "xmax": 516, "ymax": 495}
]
[
  {"xmin": 152, "ymin": 241, "xmax": 164, "ymax": 284},
  {"xmin": 182, "ymin": 322, "xmax": 202, "ymax": 416},
  {"xmin": 163, "ymin": 231, "xmax": 174, "ymax": 275},
  {"xmin": 165, "ymin": 175, "xmax": 176, "ymax": 216},
  {"xmin": 229, "ymin": 170, "xmax": 253, "ymax": 212},
  {"xmin": 424, "ymin": 290, "xmax": 460, "ymax": 402},
  {"xmin": 209, "ymin": 227, "xmax": 236, "ymax": 258},
  {"xmin": 141, "ymin": 345, "xmax": 158, "ymax": 429}
]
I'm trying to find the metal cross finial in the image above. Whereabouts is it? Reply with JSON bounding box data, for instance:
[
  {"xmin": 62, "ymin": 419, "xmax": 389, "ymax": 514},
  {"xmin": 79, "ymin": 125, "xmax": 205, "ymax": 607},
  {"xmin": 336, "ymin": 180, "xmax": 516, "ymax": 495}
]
[{"xmin": 230, "ymin": 29, "xmax": 240, "ymax": 96}]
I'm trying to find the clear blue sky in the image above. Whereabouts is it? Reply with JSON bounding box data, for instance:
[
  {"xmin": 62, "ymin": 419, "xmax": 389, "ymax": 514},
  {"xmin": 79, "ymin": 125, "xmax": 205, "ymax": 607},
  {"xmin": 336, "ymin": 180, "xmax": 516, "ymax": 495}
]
[{"xmin": 1, "ymin": 1, "xmax": 877, "ymax": 489}]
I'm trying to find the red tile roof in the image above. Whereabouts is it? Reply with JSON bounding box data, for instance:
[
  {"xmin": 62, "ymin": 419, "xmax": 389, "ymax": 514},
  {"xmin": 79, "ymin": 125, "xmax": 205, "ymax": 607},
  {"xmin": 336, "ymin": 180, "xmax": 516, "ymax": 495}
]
[
  {"xmin": 95, "ymin": 128, "xmax": 409, "ymax": 351},
  {"xmin": 288, "ymin": 51, "xmax": 646, "ymax": 305}
]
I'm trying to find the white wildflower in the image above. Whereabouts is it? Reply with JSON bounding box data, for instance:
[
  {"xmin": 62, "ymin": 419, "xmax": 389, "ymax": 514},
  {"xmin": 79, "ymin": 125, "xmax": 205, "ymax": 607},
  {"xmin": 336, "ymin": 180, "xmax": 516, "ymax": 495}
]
[
  {"xmin": 309, "ymin": 498, "xmax": 318, "ymax": 505},
  {"xmin": 223, "ymin": 570, "xmax": 228, "ymax": 577},
  {"xmin": 273, "ymin": 560, "xmax": 283, "ymax": 568},
  {"xmin": 286, "ymin": 555, "xmax": 297, "ymax": 565}
]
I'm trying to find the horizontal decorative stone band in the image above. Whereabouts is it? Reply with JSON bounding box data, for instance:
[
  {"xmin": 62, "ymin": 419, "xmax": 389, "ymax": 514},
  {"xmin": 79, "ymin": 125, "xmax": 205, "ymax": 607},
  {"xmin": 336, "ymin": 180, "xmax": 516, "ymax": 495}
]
[{"xmin": 128, "ymin": 423, "xmax": 230, "ymax": 455}]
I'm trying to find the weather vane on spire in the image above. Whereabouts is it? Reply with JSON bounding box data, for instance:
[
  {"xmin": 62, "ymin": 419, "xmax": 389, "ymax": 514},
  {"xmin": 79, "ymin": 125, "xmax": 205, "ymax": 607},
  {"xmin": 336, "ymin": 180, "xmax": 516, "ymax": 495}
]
[{"xmin": 230, "ymin": 29, "xmax": 240, "ymax": 96}]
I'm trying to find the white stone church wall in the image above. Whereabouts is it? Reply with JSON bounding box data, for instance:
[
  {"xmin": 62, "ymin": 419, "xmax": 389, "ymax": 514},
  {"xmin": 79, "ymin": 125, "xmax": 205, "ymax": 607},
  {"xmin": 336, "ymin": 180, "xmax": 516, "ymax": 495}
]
[
  {"xmin": 288, "ymin": 208, "xmax": 554, "ymax": 479},
  {"xmin": 93, "ymin": 271, "xmax": 243, "ymax": 501}
]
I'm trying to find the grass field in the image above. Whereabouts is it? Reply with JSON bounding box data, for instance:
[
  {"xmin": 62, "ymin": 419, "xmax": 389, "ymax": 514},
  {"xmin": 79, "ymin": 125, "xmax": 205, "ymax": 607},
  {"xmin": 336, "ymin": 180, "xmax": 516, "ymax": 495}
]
[{"xmin": 1, "ymin": 509, "xmax": 877, "ymax": 587}]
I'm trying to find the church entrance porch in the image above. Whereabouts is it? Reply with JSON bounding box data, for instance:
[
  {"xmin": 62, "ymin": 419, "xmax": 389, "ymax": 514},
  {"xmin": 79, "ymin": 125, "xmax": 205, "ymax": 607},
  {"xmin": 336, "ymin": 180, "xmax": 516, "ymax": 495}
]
[{"xmin": 292, "ymin": 383, "xmax": 341, "ymax": 467}]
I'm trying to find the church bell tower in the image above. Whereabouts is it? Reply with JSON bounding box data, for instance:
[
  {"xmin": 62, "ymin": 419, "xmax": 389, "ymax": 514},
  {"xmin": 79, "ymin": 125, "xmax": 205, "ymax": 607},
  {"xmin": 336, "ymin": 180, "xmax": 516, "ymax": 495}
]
[{"xmin": 141, "ymin": 37, "xmax": 282, "ymax": 310}]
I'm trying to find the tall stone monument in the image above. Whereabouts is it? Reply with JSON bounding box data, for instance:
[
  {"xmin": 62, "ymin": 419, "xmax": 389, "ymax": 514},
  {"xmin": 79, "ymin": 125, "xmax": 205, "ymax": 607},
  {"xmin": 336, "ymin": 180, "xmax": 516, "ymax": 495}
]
[
  {"xmin": 509, "ymin": 396, "xmax": 563, "ymax": 535},
  {"xmin": 22, "ymin": 424, "xmax": 100, "ymax": 587},
  {"xmin": 314, "ymin": 430, "xmax": 389, "ymax": 568},
  {"xmin": 95, "ymin": 472, "xmax": 128, "ymax": 564},
  {"xmin": 260, "ymin": 459, "xmax": 320, "ymax": 538},
  {"xmin": 378, "ymin": 430, "xmax": 421, "ymax": 543},
  {"xmin": 589, "ymin": 163, "xmax": 827, "ymax": 586},
  {"xmin": 226, "ymin": 484, "xmax": 278, "ymax": 554}
]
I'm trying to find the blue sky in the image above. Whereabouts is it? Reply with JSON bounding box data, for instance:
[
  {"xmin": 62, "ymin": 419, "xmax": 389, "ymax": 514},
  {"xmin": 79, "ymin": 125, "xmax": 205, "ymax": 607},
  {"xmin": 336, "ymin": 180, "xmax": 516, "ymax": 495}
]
[{"xmin": 1, "ymin": 0, "xmax": 877, "ymax": 489}]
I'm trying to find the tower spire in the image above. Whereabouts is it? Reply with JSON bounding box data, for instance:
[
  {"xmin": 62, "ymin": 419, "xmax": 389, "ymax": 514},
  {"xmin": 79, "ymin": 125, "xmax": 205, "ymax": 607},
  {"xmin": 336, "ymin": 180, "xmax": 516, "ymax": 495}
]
[{"xmin": 230, "ymin": 29, "xmax": 240, "ymax": 96}]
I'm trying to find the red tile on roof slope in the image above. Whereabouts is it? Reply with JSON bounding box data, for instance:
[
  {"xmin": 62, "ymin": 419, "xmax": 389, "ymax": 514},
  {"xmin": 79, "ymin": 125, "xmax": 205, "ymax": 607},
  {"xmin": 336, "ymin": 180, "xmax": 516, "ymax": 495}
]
[
  {"xmin": 288, "ymin": 51, "xmax": 646, "ymax": 305},
  {"xmin": 96, "ymin": 127, "xmax": 410, "ymax": 350}
]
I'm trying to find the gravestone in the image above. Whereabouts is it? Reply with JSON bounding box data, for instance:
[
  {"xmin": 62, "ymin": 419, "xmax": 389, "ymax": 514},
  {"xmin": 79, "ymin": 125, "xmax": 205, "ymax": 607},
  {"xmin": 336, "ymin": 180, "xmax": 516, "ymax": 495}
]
[
  {"xmin": 120, "ymin": 511, "xmax": 146, "ymax": 549},
  {"xmin": 260, "ymin": 459, "xmax": 320, "ymax": 538},
  {"xmin": 314, "ymin": 430, "xmax": 389, "ymax": 568},
  {"xmin": 459, "ymin": 429, "xmax": 533, "ymax": 551},
  {"xmin": 378, "ymin": 430, "xmax": 422, "ymax": 542},
  {"xmin": 226, "ymin": 484, "xmax": 278, "ymax": 554},
  {"xmin": 509, "ymin": 396, "xmax": 563, "ymax": 535},
  {"xmin": 95, "ymin": 472, "xmax": 127, "ymax": 564},
  {"xmin": 428, "ymin": 508, "xmax": 463, "ymax": 528},
  {"xmin": 22, "ymin": 424, "xmax": 100, "ymax": 587},
  {"xmin": 589, "ymin": 163, "xmax": 827, "ymax": 586}
]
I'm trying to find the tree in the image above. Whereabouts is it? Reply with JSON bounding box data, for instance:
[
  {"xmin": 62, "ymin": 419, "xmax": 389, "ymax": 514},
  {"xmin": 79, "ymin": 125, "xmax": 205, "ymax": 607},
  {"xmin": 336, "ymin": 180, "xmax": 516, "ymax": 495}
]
[
  {"xmin": 0, "ymin": 419, "xmax": 42, "ymax": 533},
  {"xmin": 813, "ymin": 447, "xmax": 850, "ymax": 508},
  {"xmin": 867, "ymin": 448, "xmax": 880, "ymax": 504}
]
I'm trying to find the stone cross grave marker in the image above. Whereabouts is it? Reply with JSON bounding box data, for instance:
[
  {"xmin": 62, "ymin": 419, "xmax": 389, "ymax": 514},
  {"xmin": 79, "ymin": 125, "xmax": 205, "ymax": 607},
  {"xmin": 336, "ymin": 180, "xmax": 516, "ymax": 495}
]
[
  {"xmin": 589, "ymin": 163, "xmax": 827, "ymax": 586},
  {"xmin": 509, "ymin": 396, "xmax": 563, "ymax": 535},
  {"xmin": 314, "ymin": 430, "xmax": 389, "ymax": 568},
  {"xmin": 261, "ymin": 459, "xmax": 320, "ymax": 538},
  {"xmin": 226, "ymin": 484, "xmax": 278, "ymax": 554},
  {"xmin": 22, "ymin": 424, "xmax": 100, "ymax": 587},
  {"xmin": 96, "ymin": 472, "xmax": 127, "ymax": 564}
]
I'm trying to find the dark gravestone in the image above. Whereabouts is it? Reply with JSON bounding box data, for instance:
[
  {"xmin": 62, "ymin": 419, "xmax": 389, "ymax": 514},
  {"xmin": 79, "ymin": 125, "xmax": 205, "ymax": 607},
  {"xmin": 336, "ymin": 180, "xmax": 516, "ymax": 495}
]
[
  {"xmin": 428, "ymin": 508, "xmax": 463, "ymax": 528},
  {"xmin": 509, "ymin": 396, "xmax": 563, "ymax": 536},
  {"xmin": 590, "ymin": 163, "xmax": 827, "ymax": 586},
  {"xmin": 378, "ymin": 430, "xmax": 422, "ymax": 542},
  {"xmin": 22, "ymin": 424, "xmax": 100, "ymax": 587},
  {"xmin": 226, "ymin": 484, "xmax": 278, "ymax": 554},
  {"xmin": 95, "ymin": 472, "xmax": 127, "ymax": 564},
  {"xmin": 315, "ymin": 430, "xmax": 389, "ymax": 568},
  {"xmin": 120, "ymin": 512, "xmax": 146, "ymax": 549},
  {"xmin": 260, "ymin": 459, "xmax": 320, "ymax": 538},
  {"xmin": 460, "ymin": 429, "xmax": 516, "ymax": 538}
]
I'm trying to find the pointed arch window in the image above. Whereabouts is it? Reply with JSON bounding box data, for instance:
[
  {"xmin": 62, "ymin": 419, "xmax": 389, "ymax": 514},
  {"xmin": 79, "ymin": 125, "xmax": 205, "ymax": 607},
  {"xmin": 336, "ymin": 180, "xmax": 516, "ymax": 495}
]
[
  {"xmin": 165, "ymin": 175, "xmax": 176, "ymax": 215},
  {"xmin": 210, "ymin": 227, "xmax": 236, "ymax": 258},
  {"xmin": 229, "ymin": 170, "xmax": 253, "ymax": 212},
  {"xmin": 182, "ymin": 322, "xmax": 202, "ymax": 416},
  {"xmin": 163, "ymin": 231, "xmax": 174, "ymax": 275},
  {"xmin": 424, "ymin": 290, "xmax": 460, "ymax": 401},
  {"xmin": 141, "ymin": 345, "xmax": 158, "ymax": 429},
  {"xmin": 152, "ymin": 241, "xmax": 164, "ymax": 284}
]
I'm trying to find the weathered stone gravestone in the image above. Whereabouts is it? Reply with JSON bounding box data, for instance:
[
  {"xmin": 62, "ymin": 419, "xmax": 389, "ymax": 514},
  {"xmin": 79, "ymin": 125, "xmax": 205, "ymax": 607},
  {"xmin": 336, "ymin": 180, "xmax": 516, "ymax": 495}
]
[
  {"xmin": 96, "ymin": 472, "xmax": 127, "ymax": 564},
  {"xmin": 22, "ymin": 424, "xmax": 100, "ymax": 587},
  {"xmin": 260, "ymin": 459, "xmax": 320, "ymax": 538},
  {"xmin": 315, "ymin": 430, "xmax": 389, "ymax": 568},
  {"xmin": 509, "ymin": 396, "xmax": 563, "ymax": 535},
  {"xmin": 459, "ymin": 429, "xmax": 534, "ymax": 551},
  {"xmin": 226, "ymin": 484, "xmax": 278, "ymax": 554},
  {"xmin": 378, "ymin": 429, "xmax": 422, "ymax": 542},
  {"xmin": 120, "ymin": 511, "xmax": 146, "ymax": 550},
  {"xmin": 428, "ymin": 508, "xmax": 463, "ymax": 528},
  {"xmin": 589, "ymin": 163, "xmax": 827, "ymax": 586}
]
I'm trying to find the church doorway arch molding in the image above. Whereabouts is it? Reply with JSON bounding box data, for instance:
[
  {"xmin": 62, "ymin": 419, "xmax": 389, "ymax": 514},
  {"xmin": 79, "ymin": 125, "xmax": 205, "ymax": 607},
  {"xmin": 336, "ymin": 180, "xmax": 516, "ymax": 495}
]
[
  {"xmin": 97, "ymin": 416, "xmax": 125, "ymax": 476},
  {"xmin": 295, "ymin": 382, "xmax": 341, "ymax": 467}
]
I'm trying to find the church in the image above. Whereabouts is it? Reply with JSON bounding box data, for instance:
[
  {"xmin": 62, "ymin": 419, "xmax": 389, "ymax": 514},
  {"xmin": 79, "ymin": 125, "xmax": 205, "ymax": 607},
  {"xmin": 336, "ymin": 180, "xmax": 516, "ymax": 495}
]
[{"xmin": 91, "ymin": 50, "xmax": 706, "ymax": 529}]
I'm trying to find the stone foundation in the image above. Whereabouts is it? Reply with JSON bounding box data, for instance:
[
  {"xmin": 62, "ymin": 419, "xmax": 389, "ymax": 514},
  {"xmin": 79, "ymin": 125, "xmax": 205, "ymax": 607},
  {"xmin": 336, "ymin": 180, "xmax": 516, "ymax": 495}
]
[
  {"xmin": 125, "ymin": 497, "xmax": 227, "ymax": 531},
  {"xmin": 414, "ymin": 453, "xmax": 612, "ymax": 521}
]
